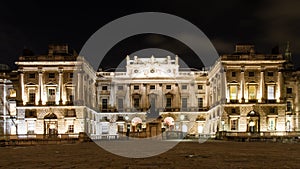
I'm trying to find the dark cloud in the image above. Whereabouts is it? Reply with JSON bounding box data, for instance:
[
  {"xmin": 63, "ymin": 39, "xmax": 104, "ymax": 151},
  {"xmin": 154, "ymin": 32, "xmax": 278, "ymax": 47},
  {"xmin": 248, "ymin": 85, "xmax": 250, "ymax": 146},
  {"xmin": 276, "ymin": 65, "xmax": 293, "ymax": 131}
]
[{"xmin": 0, "ymin": 0, "xmax": 300, "ymax": 69}]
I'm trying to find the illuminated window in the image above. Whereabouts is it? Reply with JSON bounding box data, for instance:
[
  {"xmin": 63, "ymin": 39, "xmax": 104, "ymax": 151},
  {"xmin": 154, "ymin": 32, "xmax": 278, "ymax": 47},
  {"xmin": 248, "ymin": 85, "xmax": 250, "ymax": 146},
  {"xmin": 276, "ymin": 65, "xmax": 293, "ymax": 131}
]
[
  {"xmin": 9, "ymin": 89, "xmax": 16, "ymax": 97},
  {"xmin": 102, "ymin": 125, "xmax": 109, "ymax": 134},
  {"xmin": 230, "ymin": 85, "xmax": 238, "ymax": 100},
  {"xmin": 268, "ymin": 118, "xmax": 275, "ymax": 130},
  {"xmin": 267, "ymin": 85, "xmax": 275, "ymax": 100},
  {"xmin": 248, "ymin": 85, "xmax": 256, "ymax": 100},
  {"xmin": 27, "ymin": 121, "xmax": 35, "ymax": 134}
]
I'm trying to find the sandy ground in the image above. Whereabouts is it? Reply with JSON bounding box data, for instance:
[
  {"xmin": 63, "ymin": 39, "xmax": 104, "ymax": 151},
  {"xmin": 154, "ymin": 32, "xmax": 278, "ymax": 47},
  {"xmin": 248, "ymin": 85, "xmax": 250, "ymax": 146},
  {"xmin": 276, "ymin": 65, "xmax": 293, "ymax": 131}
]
[{"xmin": 0, "ymin": 140, "xmax": 300, "ymax": 169}]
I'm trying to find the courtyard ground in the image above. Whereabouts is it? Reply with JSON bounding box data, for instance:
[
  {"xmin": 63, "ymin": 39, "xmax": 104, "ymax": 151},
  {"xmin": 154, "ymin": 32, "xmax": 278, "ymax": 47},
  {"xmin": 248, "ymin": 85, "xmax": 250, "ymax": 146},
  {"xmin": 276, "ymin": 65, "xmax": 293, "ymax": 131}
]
[{"xmin": 0, "ymin": 140, "xmax": 299, "ymax": 169}]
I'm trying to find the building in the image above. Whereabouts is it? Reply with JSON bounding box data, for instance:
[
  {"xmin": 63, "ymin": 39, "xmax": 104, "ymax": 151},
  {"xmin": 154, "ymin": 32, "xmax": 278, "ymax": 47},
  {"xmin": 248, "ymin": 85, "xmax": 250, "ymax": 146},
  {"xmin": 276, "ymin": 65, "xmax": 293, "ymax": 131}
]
[{"xmin": 1, "ymin": 43, "xmax": 299, "ymax": 139}]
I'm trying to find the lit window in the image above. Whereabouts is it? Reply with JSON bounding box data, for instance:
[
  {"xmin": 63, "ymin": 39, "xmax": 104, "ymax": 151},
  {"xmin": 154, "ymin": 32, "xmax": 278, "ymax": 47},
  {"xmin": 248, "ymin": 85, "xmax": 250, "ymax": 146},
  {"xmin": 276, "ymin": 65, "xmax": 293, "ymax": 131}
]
[
  {"xmin": 267, "ymin": 85, "xmax": 275, "ymax": 100},
  {"xmin": 182, "ymin": 85, "xmax": 187, "ymax": 90},
  {"xmin": 230, "ymin": 85, "xmax": 238, "ymax": 100},
  {"xmin": 9, "ymin": 89, "xmax": 16, "ymax": 97},
  {"xmin": 248, "ymin": 85, "xmax": 256, "ymax": 100},
  {"xmin": 268, "ymin": 118, "xmax": 276, "ymax": 130},
  {"xmin": 102, "ymin": 125, "xmax": 109, "ymax": 134}
]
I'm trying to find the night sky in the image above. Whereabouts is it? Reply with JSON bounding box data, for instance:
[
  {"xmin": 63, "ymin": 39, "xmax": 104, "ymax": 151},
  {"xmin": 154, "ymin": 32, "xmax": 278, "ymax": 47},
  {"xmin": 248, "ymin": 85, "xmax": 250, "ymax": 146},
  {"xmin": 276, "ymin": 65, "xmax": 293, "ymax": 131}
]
[{"xmin": 1, "ymin": 0, "xmax": 300, "ymax": 69}]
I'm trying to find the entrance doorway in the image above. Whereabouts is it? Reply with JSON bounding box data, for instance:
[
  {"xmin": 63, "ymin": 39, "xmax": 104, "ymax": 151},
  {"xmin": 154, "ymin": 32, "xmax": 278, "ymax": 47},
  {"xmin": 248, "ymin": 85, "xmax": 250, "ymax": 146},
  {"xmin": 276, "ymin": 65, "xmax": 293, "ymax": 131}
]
[
  {"xmin": 44, "ymin": 113, "xmax": 58, "ymax": 138},
  {"xmin": 247, "ymin": 110, "xmax": 260, "ymax": 133}
]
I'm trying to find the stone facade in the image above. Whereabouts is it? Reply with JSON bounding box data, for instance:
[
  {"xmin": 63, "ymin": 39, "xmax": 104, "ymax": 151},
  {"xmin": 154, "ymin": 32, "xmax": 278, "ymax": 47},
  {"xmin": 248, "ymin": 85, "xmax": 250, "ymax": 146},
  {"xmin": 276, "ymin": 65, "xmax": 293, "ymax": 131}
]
[{"xmin": 1, "ymin": 43, "xmax": 300, "ymax": 139}]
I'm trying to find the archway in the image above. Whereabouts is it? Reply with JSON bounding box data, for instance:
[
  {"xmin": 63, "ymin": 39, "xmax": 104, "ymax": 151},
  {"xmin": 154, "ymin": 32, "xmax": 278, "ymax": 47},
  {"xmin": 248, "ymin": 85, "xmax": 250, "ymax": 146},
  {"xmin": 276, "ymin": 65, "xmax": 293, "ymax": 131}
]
[
  {"xmin": 44, "ymin": 113, "xmax": 58, "ymax": 137},
  {"xmin": 247, "ymin": 110, "xmax": 260, "ymax": 133}
]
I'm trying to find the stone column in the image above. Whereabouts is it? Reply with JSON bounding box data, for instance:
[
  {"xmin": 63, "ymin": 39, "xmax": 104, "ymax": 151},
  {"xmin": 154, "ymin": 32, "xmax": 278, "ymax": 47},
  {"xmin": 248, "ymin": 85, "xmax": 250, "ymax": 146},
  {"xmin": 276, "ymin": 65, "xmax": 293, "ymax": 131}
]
[
  {"xmin": 38, "ymin": 69, "xmax": 43, "ymax": 105},
  {"xmin": 77, "ymin": 71, "xmax": 83, "ymax": 105},
  {"xmin": 295, "ymin": 81, "xmax": 299, "ymax": 131},
  {"xmin": 20, "ymin": 71, "xmax": 25, "ymax": 105},
  {"xmin": 259, "ymin": 68, "xmax": 264, "ymax": 103},
  {"xmin": 276, "ymin": 69, "xmax": 282, "ymax": 103},
  {"xmin": 240, "ymin": 68, "xmax": 245, "ymax": 103},
  {"xmin": 58, "ymin": 69, "xmax": 63, "ymax": 105}
]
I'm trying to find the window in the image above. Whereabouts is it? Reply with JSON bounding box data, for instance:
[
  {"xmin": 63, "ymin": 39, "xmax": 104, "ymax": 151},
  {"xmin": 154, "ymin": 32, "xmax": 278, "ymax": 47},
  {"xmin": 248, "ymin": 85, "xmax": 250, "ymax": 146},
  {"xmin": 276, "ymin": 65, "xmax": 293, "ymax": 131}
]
[
  {"xmin": 270, "ymin": 107, "xmax": 277, "ymax": 114},
  {"xmin": 102, "ymin": 86, "xmax": 108, "ymax": 90},
  {"xmin": 268, "ymin": 118, "xmax": 276, "ymax": 130},
  {"xmin": 287, "ymin": 101, "xmax": 292, "ymax": 112},
  {"xmin": 68, "ymin": 125, "xmax": 74, "ymax": 133},
  {"xmin": 249, "ymin": 72, "xmax": 255, "ymax": 77},
  {"xmin": 230, "ymin": 85, "xmax": 238, "ymax": 100},
  {"xmin": 66, "ymin": 109, "xmax": 75, "ymax": 117},
  {"xmin": 69, "ymin": 73, "xmax": 73, "ymax": 78},
  {"xmin": 231, "ymin": 72, "xmax": 236, "ymax": 77},
  {"xmin": 29, "ymin": 90, "xmax": 35, "ymax": 103},
  {"xmin": 267, "ymin": 72, "xmax": 273, "ymax": 76},
  {"xmin": 166, "ymin": 97, "xmax": 172, "ymax": 108},
  {"xmin": 150, "ymin": 85, "xmax": 155, "ymax": 90},
  {"xmin": 181, "ymin": 98, "xmax": 187, "ymax": 111},
  {"xmin": 48, "ymin": 73, "xmax": 55, "ymax": 78},
  {"xmin": 102, "ymin": 125, "xmax": 109, "ymax": 134},
  {"xmin": 248, "ymin": 85, "xmax": 256, "ymax": 100},
  {"xmin": 28, "ymin": 73, "xmax": 35, "ymax": 78},
  {"xmin": 182, "ymin": 85, "xmax": 187, "ymax": 90},
  {"xmin": 166, "ymin": 85, "xmax": 171, "ymax": 89},
  {"xmin": 231, "ymin": 108, "xmax": 236, "ymax": 114},
  {"xmin": 198, "ymin": 85, "xmax": 203, "ymax": 90},
  {"xmin": 287, "ymin": 88, "xmax": 292, "ymax": 94},
  {"xmin": 230, "ymin": 119, "xmax": 238, "ymax": 130},
  {"xmin": 9, "ymin": 89, "xmax": 16, "ymax": 97},
  {"xmin": 134, "ymin": 98, "xmax": 140, "ymax": 109},
  {"xmin": 267, "ymin": 85, "xmax": 275, "ymax": 100},
  {"xmin": 48, "ymin": 89, "xmax": 55, "ymax": 96},
  {"xmin": 134, "ymin": 85, "xmax": 139, "ymax": 90},
  {"xmin": 27, "ymin": 121, "xmax": 35, "ymax": 134},
  {"xmin": 118, "ymin": 98, "xmax": 123, "ymax": 111},
  {"xmin": 118, "ymin": 85, "xmax": 123, "ymax": 90},
  {"xmin": 198, "ymin": 98, "xmax": 203, "ymax": 109},
  {"xmin": 102, "ymin": 99, "xmax": 108, "ymax": 110}
]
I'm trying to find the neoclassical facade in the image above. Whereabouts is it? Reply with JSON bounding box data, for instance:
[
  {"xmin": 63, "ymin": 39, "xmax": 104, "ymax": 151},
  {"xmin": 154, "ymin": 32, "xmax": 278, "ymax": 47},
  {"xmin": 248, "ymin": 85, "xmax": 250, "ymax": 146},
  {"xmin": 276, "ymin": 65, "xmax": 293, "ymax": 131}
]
[{"xmin": 1, "ymin": 43, "xmax": 299, "ymax": 139}]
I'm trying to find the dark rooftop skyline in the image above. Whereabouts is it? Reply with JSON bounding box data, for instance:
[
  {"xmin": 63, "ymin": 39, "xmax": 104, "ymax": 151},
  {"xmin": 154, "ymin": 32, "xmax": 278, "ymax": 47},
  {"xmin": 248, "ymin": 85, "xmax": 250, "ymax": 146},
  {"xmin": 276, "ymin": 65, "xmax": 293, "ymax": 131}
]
[{"xmin": 1, "ymin": 0, "xmax": 300, "ymax": 69}]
